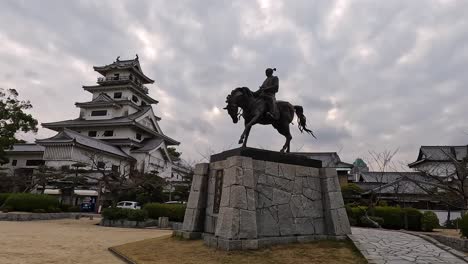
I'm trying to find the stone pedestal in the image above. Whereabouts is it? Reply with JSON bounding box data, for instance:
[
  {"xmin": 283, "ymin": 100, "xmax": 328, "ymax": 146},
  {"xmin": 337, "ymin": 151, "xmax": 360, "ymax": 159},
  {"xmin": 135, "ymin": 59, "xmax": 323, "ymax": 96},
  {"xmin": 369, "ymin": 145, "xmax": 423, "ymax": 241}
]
[{"xmin": 174, "ymin": 147, "xmax": 351, "ymax": 250}]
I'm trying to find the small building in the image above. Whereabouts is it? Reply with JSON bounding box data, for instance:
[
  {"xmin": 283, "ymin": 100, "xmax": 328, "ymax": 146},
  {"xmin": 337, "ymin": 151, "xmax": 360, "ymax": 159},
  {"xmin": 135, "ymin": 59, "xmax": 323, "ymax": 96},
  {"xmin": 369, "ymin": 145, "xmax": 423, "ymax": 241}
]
[
  {"xmin": 292, "ymin": 152, "xmax": 353, "ymax": 186},
  {"xmin": 408, "ymin": 145, "xmax": 466, "ymax": 177}
]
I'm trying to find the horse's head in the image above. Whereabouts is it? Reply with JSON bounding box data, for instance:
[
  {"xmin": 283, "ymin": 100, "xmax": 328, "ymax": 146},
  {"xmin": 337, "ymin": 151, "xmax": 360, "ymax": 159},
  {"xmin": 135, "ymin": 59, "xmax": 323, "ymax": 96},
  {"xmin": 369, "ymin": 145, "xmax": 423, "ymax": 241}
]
[{"xmin": 224, "ymin": 87, "xmax": 252, "ymax": 123}]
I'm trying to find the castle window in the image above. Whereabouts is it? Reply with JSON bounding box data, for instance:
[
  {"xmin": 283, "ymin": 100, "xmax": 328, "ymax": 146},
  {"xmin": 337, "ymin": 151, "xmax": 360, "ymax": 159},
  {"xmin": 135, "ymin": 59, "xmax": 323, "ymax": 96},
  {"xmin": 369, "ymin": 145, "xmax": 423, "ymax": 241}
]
[
  {"xmin": 132, "ymin": 95, "xmax": 139, "ymax": 103},
  {"xmin": 114, "ymin": 92, "xmax": 122, "ymax": 99},
  {"xmin": 112, "ymin": 165, "xmax": 119, "ymax": 173},
  {"xmin": 113, "ymin": 73, "xmax": 120, "ymax": 80},
  {"xmin": 103, "ymin": 130, "xmax": 114, "ymax": 137},
  {"xmin": 12, "ymin": 160, "xmax": 17, "ymax": 166},
  {"xmin": 88, "ymin": 131, "xmax": 97, "ymax": 137},
  {"xmin": 97, "ymin": 162, "xmax": 105, "ymax": 169},
  {"xmin": 136, "ymin": 133, "xmax": 142, "ymax": 140},
  {"xmin": 26, "ymin": 160, "xmax": 45, "ymax": 166},
  {"xmin": 91, "ymin": 110, "xmax": 107, "ymax": 116}
]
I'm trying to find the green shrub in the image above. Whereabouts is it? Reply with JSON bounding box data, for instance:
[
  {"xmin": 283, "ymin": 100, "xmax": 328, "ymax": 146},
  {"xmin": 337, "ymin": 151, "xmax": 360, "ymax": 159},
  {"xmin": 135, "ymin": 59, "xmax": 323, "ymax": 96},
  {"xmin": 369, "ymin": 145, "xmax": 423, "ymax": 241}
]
[
  {"xmin": 421, "ymin": 211, "xmax": 439, "ymax": 232},
  {"xmin": 0, "ymin": 193, "xmax": 11, "ymax": 206},
  {"xmin": 143, "ymin": 203, "xmax": 186, "ymax": 222},
  {"xmin": 46, "ymin": 206, "xmax": 61, "ymax": 213},
  {"xmin": 127, "ymin": 209, "xmax": 148, "ymax": 221},
  {"xmin": 102, "ymin": 207, "xmax": 128, "ymax": 220},
  {"xmin": 102, "ymin": 207, "xmax": 148, "ymax": 222},
  {"xmin": 3, "ymin": 193, "xmax": 60, "ymax": 212},
  {"xmin": 349, "ymin": 217, "xmax": 357, "ymax": 226},
  {"xmin": 402, "ymin": 208, "xmax": 423, "ymax": 231},
  {"xmin": 350, "ymin": 206, "xmax": 367, "ymax": 224},
  {"xmin": 377, "ymin": 200, "xmax": 388, "ymax": 207},
  {"xmin": 359, "ymin": 216, "xmax": 383, "ymax": 228},
  {"xmin": 445, "ymin": 218, "xmax": 461, "ymax": 229},
  {"xmin": 460, "ymin": 214, "xmax": 468, "ymax": 238},
  {"xmin": 68, "ymin": 206, "xmax": 81, "ymax": 212},
  {"xmin": 373, "ymin": 206, "xmax": 403, "ymax": 230},
  {"xmin": 33, "ymin": 209, "xmax": 47, "ymax": 213}
]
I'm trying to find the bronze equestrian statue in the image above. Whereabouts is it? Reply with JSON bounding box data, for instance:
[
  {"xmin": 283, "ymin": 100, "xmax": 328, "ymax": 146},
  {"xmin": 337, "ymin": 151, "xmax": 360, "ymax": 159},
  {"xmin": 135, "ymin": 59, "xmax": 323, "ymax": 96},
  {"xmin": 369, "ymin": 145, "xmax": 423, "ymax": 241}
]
[{"xmin": 224, "ymin": 68, "xmax": 316, "ymax": 153}]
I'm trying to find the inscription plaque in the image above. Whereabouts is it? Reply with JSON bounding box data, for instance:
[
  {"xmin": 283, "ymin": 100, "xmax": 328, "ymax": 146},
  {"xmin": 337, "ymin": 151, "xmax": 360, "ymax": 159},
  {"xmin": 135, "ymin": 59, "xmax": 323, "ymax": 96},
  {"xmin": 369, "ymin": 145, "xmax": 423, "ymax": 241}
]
[{"xmin": 213, "ymin": 169, "xmax": 224, "ymax": 214}]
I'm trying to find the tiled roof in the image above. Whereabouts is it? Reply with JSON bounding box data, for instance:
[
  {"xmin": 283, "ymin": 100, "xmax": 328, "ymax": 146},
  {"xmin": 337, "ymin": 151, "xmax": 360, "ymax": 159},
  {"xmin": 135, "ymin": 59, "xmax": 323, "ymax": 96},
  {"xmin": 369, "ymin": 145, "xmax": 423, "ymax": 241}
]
[
  {"xmin": 409, "ymin": 146, "xmax": 468, "ymax": 167},
  {"xmin": 358, "ymin": 171, "xmax": 423, "ymax": 183},
  {"xmin": 132, "ymin": 138, "xmax": 164, "ymax": 153},
  {"xmin": 93, "ymin": 57, "xmax": 154, "ymax": 84},
  {"xmin": 36, "ymin": 129, "xmax": 133, "ymax": 160},
  {"xmin": 291, "ymin": 152, "xmax": 353, "ymax": 168},
  {"xmin": 5, "ymin": 144, "xmax": 45, "ymax": 153}
]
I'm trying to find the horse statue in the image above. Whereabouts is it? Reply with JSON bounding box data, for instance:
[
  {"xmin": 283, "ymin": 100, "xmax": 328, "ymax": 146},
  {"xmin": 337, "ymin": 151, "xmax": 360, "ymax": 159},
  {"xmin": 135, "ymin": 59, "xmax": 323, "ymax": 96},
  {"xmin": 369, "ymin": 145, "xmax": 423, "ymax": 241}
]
[{"xmin": 224, "ymin": 87, "xmax": 316, "ymax": 153}]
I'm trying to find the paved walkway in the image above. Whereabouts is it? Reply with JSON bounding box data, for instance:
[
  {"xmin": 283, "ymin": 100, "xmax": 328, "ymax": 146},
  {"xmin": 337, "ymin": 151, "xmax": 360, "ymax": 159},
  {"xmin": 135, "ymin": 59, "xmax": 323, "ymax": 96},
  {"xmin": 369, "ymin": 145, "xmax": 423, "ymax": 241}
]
[
  {"xmin": 350, "ymin": 227, "xmax": 467, "ymax": 264},
  {"xmin": 0, "ymin": 218, "xmax": 171, "ymax": 264}
]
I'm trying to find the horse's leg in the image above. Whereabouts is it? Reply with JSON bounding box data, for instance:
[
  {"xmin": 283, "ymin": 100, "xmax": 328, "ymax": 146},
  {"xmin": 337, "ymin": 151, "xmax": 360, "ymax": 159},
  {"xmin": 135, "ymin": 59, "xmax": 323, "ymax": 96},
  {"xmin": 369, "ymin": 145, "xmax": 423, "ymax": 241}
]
[
  {"xmin": 238, "ymin": 113, "xmax": 261, "ymax": 145},
  {"xmin": 242, "ymin": 126, "xmax": 252, "ymax": 148},
  {"xmin": 275, "ymin": 122, "xmax": 292, "ymax": 153}
]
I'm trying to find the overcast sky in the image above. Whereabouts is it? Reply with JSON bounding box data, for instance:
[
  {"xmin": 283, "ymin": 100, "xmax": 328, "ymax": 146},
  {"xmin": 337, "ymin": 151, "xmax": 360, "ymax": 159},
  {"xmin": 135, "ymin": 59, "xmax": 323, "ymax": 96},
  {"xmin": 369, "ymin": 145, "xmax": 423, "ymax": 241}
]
[{"xmin": 1, "ymin": 0, "xmax": 468, "ymax": 167}]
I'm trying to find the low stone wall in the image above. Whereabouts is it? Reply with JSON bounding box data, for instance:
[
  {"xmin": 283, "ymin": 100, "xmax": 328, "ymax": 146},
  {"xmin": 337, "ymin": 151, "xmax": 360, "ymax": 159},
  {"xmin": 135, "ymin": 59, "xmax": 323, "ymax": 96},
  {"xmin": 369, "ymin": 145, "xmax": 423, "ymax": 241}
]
[
  {"xmin": 0, "ymin": 212, "xmax": 80, "ymax": 221},
  {"xmin": 425, "ymin": 233, "xmax": 468, "ymax": 252},
  {"xmin": 100, "ymin": 219, "xmax": 158, "ymax": 228}
]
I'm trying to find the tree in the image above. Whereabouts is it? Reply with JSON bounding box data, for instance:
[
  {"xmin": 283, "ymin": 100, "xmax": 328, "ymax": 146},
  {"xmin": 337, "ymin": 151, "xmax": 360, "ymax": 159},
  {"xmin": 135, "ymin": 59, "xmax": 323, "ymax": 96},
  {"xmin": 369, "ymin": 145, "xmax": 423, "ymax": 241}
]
[
  {"xmin": 0, "ymin": 88, "xmax": 38, "ymax": 164},
  {"xmin": 167, "ymin": 147, "xmax": 182, "ymax": 160}
]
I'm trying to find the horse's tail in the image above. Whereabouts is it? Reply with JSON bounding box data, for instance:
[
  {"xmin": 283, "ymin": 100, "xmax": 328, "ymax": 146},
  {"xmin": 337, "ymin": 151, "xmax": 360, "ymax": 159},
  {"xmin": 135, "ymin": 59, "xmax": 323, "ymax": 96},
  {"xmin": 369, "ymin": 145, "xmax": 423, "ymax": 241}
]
[{"xmin": 294, "ymin": 105, "xmax": 317, "ymax": 139}]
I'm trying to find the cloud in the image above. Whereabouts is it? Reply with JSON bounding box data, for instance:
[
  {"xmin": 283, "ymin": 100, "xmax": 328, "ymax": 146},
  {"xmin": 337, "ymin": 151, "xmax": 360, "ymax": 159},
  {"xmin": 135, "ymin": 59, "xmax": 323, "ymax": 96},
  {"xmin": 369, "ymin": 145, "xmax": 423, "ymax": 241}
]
[{"xmin": 2, "ymin": 0, "xmax": 468, "ymax": 167}]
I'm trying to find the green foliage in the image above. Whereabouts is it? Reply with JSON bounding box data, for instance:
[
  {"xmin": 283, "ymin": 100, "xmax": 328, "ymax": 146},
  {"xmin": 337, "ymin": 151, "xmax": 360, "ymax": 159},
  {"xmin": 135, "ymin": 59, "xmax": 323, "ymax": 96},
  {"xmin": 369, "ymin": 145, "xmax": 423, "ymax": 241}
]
[
  {"xmin": 167, "ymin": 147, "xmax": 182, "ymax": 160},
  {"xmin": 143, "ymin": 203, "xmax": 186, "ymax": 222},
  {"xmin": 373, "ymin": 206, "xmax": 404, "ymax": 229},
  {"xmin": 421, "ymin": 211, "xmax": 439, "ymax": 232},
  {"xmin": 33, "ymin": 209, "xmax": 46, "ymax": 213},
  {"xmin": 102, "ymin": 207, "xmax": 148, "ymax": 221},
  {"xmin": 402, "ymin": 208, "xmax": 423, "ymax": 231},
  {"xmin": 341, "ymin": 184, "xmax": 363, "ymax": 200},
  {"xmin": 0, "ymin": 88, "xmax": 38, "ymax": 164},
  {"xmin": 459, "ymin": 214, "xmax": 468, "ymax": 238},
  {"xmin": 0, "ymin": 193, "xmax": 11, "ymax": 206},
  {"xmin": 46, "ymin": 206, "xmax": 61, "ymax": 213},
  {"xmin": 377, "ymin": 200, "xmax": 388, "ymax": 207},
  {"xmin": 359, "ymin": 216, "xmax": 383, "ymax": 228},
  {"xmin": 3, "ymin": 193, "xmax": 59, "ymax": 212},
  {"xmin": 127, "ymin": 209, "xmax": 148, "ymax": 221},
  {"xmin": 444, "ymin": 218, "xmax": 461, "ymax": 229},
  {"xmin": 68, "ymin": 206, "xmax": 81, "ymax": 212}
]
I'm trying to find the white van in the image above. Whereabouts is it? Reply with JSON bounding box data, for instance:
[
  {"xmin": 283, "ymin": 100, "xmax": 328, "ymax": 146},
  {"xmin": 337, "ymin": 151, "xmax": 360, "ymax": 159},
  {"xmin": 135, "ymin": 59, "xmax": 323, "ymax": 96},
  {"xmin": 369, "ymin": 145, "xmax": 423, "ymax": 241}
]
[{"xmin": 116, "ymin": 201, "xmax": 141, "ymax": 210}]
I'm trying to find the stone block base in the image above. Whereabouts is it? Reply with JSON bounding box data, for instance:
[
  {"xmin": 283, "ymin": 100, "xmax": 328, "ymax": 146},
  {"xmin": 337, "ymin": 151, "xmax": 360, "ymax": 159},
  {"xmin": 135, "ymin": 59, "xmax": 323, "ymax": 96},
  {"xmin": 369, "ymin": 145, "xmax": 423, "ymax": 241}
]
[
  {"xmin": 202, "ymin": 233, "xmax": 348, "ymax": 251},
  {"xmin": 173, "ymin": 230, "xmax": 203, "ymax": 240}
]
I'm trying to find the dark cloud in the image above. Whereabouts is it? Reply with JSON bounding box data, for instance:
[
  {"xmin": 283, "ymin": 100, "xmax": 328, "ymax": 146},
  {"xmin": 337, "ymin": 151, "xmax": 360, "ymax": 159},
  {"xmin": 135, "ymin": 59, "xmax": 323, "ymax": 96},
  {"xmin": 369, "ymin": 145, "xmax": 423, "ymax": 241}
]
[{"xmin": 2, "ymin": 0, "xmax": 468, "ymax": 165}]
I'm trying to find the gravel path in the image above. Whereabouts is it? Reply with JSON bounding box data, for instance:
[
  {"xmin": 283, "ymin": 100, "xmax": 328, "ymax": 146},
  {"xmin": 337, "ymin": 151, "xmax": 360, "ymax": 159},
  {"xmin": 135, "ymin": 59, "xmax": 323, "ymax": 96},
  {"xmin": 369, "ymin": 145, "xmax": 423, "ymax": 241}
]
[
  {"xmin": 350, "ymin": 227, "xmax": 467, "ymax": 264},
  {"xmin": 0, "ymin": 218, "xmax": 171, "ymax": 264}
]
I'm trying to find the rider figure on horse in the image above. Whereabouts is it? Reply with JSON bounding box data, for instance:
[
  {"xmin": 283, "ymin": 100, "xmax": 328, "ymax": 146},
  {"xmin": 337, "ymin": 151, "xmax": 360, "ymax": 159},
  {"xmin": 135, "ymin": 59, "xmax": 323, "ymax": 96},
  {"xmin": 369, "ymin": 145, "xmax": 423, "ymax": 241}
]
[{"xmin": 255, "ymin": 68, "xmax": 279, "ymax": 120}]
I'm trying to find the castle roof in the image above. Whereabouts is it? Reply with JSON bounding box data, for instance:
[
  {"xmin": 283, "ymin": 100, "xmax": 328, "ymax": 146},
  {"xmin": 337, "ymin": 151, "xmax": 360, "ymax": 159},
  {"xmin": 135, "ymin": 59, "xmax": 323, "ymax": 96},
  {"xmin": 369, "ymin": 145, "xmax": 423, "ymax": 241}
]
[
  {"xmin": 93, "ymin": 56, "xmax": 154, "ymax": 84},
  {"xmin": 5, "ymin": 144, "xmax": 45, "ymax": 154},
  {"xmin": 42, "ymin": 107, "xmax": 179, "ymax": 146},
  {"xmin": 36, "ymin": 129, "xmax": 134, "ymax": 160}
]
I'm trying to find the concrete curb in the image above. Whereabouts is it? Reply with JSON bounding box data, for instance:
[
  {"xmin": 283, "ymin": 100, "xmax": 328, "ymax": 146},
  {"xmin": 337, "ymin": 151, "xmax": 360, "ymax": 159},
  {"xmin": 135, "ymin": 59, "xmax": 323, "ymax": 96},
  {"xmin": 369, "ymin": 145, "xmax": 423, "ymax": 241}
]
[
  {"xmin": 400, "ymin": 231, "xmax": 468, "ymax": 263},
  {"xmin": 108, "ymin": 247, "xmax": 137, "ymax": 264}
]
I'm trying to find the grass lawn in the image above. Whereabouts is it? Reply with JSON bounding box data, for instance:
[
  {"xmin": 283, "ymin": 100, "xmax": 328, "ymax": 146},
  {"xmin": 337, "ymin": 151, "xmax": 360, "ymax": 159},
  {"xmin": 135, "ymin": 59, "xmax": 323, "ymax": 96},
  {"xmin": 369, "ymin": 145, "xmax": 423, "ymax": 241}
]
[{"xmin": 112, "ymin": 235, "xmax": 367, "ymax": 264}]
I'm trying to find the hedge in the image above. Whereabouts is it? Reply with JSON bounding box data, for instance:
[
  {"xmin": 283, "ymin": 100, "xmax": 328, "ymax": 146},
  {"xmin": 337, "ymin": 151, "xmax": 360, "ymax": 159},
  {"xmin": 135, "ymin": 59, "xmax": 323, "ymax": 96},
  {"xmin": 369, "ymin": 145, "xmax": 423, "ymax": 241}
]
[
  {"xmin": 421, "ymin": 211, "xmax": 439, "ymax": 232},
  {"xmin": 102, "ymin": 208, "xmax": 148, "ymax": 221},
  {"xmin": 346, "ymin": 205, "xmax": 423, "ymax": 230},
  {"xmin": 3, "ymin": 193, "xmax": 60, "ymax": 212},
  {"xmin": 143, "ymin": 203, "xmax": 186, "ymax": 222},
  {"xmin": 0, "ymin": 193, "xmax": 11, "ymax": 206},
  {"xmin": 460, "ymin": 214, "xmax": 468, "ymax": 238}
]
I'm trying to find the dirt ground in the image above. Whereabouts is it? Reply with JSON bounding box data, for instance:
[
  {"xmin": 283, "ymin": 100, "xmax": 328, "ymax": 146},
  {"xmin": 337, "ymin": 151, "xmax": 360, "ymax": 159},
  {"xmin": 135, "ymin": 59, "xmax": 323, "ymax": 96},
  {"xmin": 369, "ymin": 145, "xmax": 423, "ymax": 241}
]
[
  {"xmin": 0, "ymin": 217, "xmax": 171, "ymax": 264},
  {"xmin": 113, "ymin": 236, "xmax": 367, "ymax": 264}
]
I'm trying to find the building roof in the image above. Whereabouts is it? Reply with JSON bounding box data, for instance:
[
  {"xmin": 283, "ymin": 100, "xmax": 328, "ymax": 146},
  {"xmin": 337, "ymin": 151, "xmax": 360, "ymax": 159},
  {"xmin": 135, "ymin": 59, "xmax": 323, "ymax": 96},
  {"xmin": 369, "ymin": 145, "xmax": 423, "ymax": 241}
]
[
  {"xmin": 42, "ymin": 107, "xmax": 179, "ymax": 146},
  {"xmin": 132, "ymin": 138, "xmax": 164, "ymax": 153},
  {"xmin": 5, "ymin": 143, "xmax": 45, "ymax": 153},
  {"xmin": 36, "ymin": 129, "xmax": 133, "ymax": 160},
  {"xmin": 291, "ymin": 152, "xmax": 353, "ymax": 169},
  {"xmin": 358, "ymin": 171, "xmax": 423, "ymax": 183},
  {"xmin": 82, "ymin": 84, "xmax": 158, "ymax": 104},
  {"xmin": 93, "ymin": 56, "xmax": 154, "ymax": 84},
  {"xmin": 364, "ymin": 176, "xmax": 435, "ymax": 195},
  {"xmin": 75, "ymin": 93, "xmax": 141, "ymax": 109},
  {"xmin": 408, "ymin": 145, "xmax": 468, "ymax": 168}
]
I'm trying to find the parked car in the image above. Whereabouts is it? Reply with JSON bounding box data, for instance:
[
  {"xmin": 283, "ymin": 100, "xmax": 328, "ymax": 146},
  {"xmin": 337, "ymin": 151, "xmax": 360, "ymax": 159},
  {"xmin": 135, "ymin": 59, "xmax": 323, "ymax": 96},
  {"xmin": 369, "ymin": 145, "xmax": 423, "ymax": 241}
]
[{"xmin": 116, "ymin": 201, "xmax": 141, "ymax": 210}]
